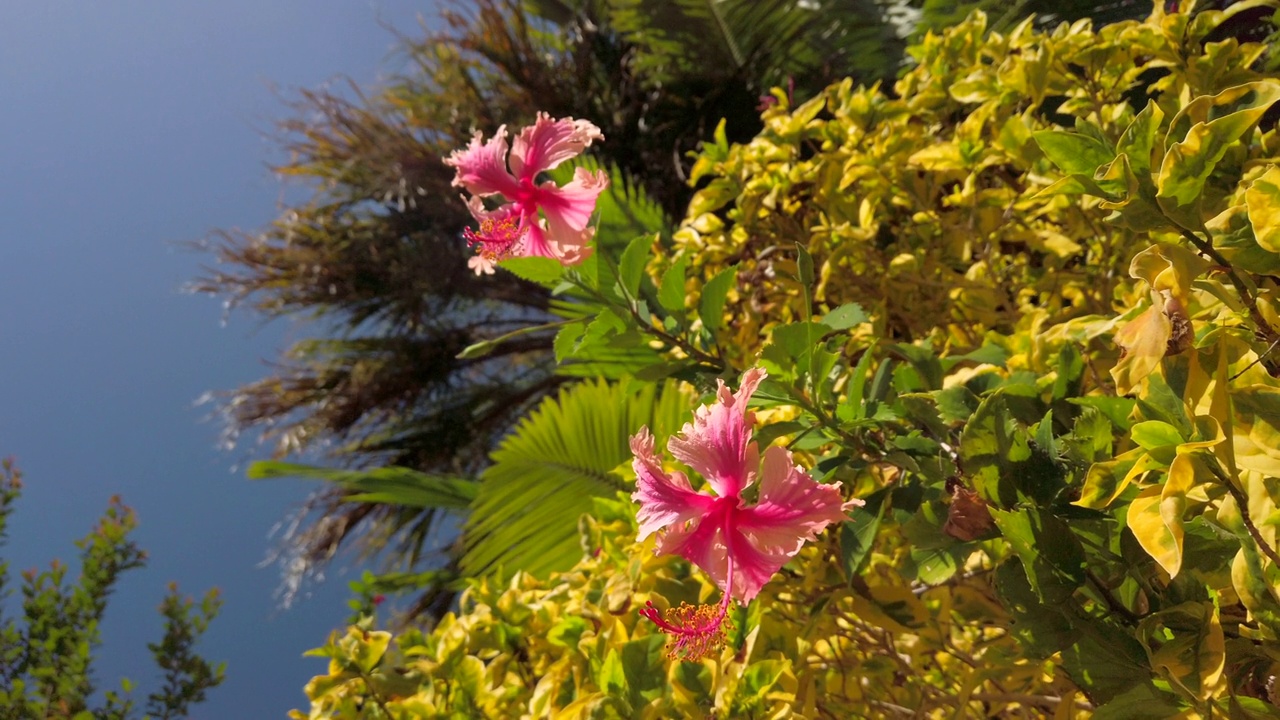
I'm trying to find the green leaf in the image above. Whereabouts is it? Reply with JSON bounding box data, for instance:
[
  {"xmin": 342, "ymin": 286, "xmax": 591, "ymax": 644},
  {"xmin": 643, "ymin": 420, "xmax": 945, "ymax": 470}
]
[
  {"xmin": 547, "ymin": 616, "xmax": 590, "ymax": 649},
  {"xmin": 909, "ymin": 546, "xmax": 959, "ymax": 585},
  {"xmin": 499, "ymin": 256, "xmax": 565, "ymax": 284},
  {"xmin": 839, "ymin": 347, "xmax": 877, "ymax": 422},
  {"xmin": 893, "ymin": 342, "xmax": 944, "ymax": 391},
  {"xmin": 990, "ymin": 507, "xmax": 1085, "ymax": 604},
  {"xmin": 1129, "ymin": 420, "xmax": 1184, "ymax": 451},
  {"xmin": 763, "ymin": 322, "xmax": 834, "ymax": 376},
  {"xmin": 1224, "ymin": 693, "xmax": 1280, "ymax": 719},
  {"xmin": 553, "ymin": 320, "xmax": 587, "ymax": 362},
  {"xmin": 1052, "ymin": 343, "xmax": 1084, "ymax": 401},
  {"xmin": 1067, "ymin": 396, "xmax": 1136, "ymax": 431},
  {"xmin": 597, "ymin": 648, "xmax": 628, "ymax": 698},
  {"xmin": 1136, "ymin": 601, "xmax": 1225, "ymax": 701},
  {"xmin": 821, "ymin": 302, "xmax": 867, "ymax": 330},
  {"xmin": 754, "ymin": 420, "xmax": 807, "ymax": 447},
  {"xmin": 618, "ymin": 235, "xmax": 654, "ymax": 298},
  {"xmin": 933, "ymin": 386, "xmax": 978, "ymax": 424},
  {"xmin": 1064, "ymin": 629, "xmax": 1170, "ymax": 708},
  {"xmin": 740, "ymin": 660, "xmax": 788, "ymax": 700},
  {"xmin": 1033, "ymin": 130, "xmax": 1115, "ymax": 176},
  {"xmin": 841, "ymin": 488, "xmax": 889, "ymax": 578},
  {"xmin": 698, "ymin": 264, "xmax": 738, "ymax": 335},
  {"xmin": 338, "ymin": 627, "xmax": 390, "ymax": 674},
  {"xmin": 619, "ymin": 635, "xmax": 667, "ymax": 707},
  {"xmin": 1116, "ymin": 100, "xmax": 1165, "ymax": 177},
  {"xmin": 864, "ymin": 357, "xmax": 896, "ymax": 419},
  {"xmin": 1062, "ymin": 406, "xmax": 1114, "ymax": 464},
  {"xmin": 658, "ymin": 256, "xmax": 689, "ymax": 317},
  {"xmin": 959, "ymin": 392, "xmax": 1030, "ymax": 507},
  {"xmin": 1137, "ymin": 373, "xmax": 1192, "ymax": 438},
  {"xmin": 1209, "ymin": 203, "xmax": 1280, "ymax": 274},
  {"xmin": 796, "ymin": 243, "xmax": 814, "ymax": 288},
  {"xmin": 1076, "ymin": 448, "xmax": 1149, "ymax": 510},
  {"xmin": 994, "ymin": 559, "xmax": 1075, "ymax": 657}
]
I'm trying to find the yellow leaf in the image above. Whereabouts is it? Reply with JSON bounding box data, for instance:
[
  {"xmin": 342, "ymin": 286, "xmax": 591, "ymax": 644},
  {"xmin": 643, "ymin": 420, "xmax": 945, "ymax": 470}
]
[
  {"xmin": 1157, "ymin": 80, "xmax": 1280, "ymax": 228},
  {"xmin": 1246, "ymin": 165, "xmax": 1280, "ymax": 252},
  {"xmin": 1209, "ymin": 349, "xmax": 1238, "ymax": 475},
  {"xmin": 1231, "ymin": 386, "xmax": 1280, "ymax": 476},
  {"xmin": 1112, "ymin": 305, "xmax": 1171, "ymax": 395},
  {"xmin": 1077, "ymin": 448, "xmax": 1157, "ymax": 509},
  {"xmin": 1137, "ymin": 601, "xmax": 1226, "ymax": 701},
  {"xmin": 907, "ymin": 143, "xmax": 965, "ymax": 171},
  {"xmin": 1037, "ymin": 230, "xmax": 1083, "ymax": 258},
  {"xmin": 1161, "ymin": 452, "xmax": 1198, "ymax": 532},
  {"xmin": 1128, "ymin": 485, "xmax": 1183, "ymax": 577},
  {"xmin": 1128, "ymin": 243, "xmax": 1210, "ymax": 305}
]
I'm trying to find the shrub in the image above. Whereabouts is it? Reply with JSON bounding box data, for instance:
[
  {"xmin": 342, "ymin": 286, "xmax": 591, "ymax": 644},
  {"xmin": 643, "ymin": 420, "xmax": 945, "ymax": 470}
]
[
  {"xmin": 0, "ymin": 459, "xmax": 224, "ymax": 719},
  {"xmin": 299, "ymin": 3, "xmax": 1280, "ymax": 717}
]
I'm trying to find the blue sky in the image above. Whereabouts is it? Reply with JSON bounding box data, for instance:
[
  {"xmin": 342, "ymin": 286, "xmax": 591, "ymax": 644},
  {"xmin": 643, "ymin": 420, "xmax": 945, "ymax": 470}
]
[{"xmin": 0, "ymin": 2, "xmax": 436, "ymax": 716}]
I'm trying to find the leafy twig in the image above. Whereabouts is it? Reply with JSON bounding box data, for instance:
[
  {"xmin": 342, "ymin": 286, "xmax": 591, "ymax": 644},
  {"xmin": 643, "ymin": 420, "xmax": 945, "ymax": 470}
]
[
  {"xmin": 1210, "ymin": 463, "xmax": 1280, "ymax": 570},
  {"xmin": 1084, "ymin": 569, "xmax": 1139, "ymax": 624},
  {"xmin": 1177, "ymin": 227, "xmax": 1280, "ymax": 363}
]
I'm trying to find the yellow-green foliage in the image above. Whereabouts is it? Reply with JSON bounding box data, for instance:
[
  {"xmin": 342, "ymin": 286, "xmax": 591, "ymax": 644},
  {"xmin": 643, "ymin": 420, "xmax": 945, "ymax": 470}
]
[
  {"xmin": 676, "ymin": 3, "xmax": 1273, "ymax": 358},
  {"xmin": 295, "ymin": 497, "xmax": 1073, "ymax": 718},
  {"xmin": 300, "ymin": 3, "xmax": 1280, "ymax": 718}
]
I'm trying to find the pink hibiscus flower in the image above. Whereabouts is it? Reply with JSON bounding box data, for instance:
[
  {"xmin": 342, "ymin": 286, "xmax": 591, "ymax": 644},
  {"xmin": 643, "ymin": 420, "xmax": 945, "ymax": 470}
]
[
  {"xmin": 632, "ymin": 367, "xmax": 860, "ymax": 658},
  {"xmin": 444, "ymin": 113, "xmax": 609, "ymax": 274}
]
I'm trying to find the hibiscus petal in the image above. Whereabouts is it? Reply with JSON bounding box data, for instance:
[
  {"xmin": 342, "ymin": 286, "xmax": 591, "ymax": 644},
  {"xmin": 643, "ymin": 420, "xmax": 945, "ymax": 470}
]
[
  {"xmin": 723, "ymin": 446, "xmax": 859, "ymax": 601},
  {"xmin": 444, "ymin": 127, "xmax": 521, "ymax": 197},
  {"xmin": 509, "ymin": 113, "xmax": 604, "ymax": 180},
  {"xmin": 467, "ymin": 255, "xmax": 496, "ymax": 275},
  {"xmin": 659, "ymin": 505, "xmax": 782, "ymax": 603},
  {"xmin": 536, "ymin": 168, "xmax": 607, "ymax": 261},
  {"xmin": 740, "ymin": 446, "xmax": 858, "ymax": 542},
  {"xmin": 723, "ymin": 525, "xmax": 791, "ymax": 602},
  {"xmin": 654, "ymin": 501, "xmax": 735, "ymax": 597},
  {"xmin": 667, "ymin": 368, "xmax": 767, "ymax": 498},
  {"xmin": 520, "ymin": 217, "xmax": 555, "ymax": 259},
  {"xmin": 541, "ymin": 168, "xmax": 609, "ymax": 233},
  {"xmin": 631, "ymin": 428, "xmax": 716, "ymax": 542}
]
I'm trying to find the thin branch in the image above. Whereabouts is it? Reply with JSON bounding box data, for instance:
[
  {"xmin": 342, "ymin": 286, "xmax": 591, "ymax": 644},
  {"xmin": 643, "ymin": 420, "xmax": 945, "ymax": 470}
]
[
  {"xmin": 971, "ymin": 692, "xmax": 1093, "ymax": 711},
  {"xmin": 1210, "ymin": 463, "xmax": 1280, "ymax": 570},
  {"xmin": 1084, "ymin": 569, "xmax": 1140, "ymax": 624},
  {"xmin": 1177, "ymin": 227, "xmax": 1280, "ymax": 365}
]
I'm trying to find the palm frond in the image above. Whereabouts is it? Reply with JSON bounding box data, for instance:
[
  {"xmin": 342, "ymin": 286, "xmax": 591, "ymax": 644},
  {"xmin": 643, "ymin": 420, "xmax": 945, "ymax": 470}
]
[
  {"xmin": 459, "ymin": 378, "xmax": 692, "ymax": 579},
  {"xmin": 246, "ymin": 462, "xmax": 478, "ymax": 510},
  {"xmin": 609, "ymin": 0, "xmax": 905, "ymax": 88}
]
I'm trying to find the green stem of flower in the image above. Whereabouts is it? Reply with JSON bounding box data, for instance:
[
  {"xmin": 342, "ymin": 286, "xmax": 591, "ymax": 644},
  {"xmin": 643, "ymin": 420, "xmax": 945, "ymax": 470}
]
[{"xmin": 571, "ymin": 272, "xmax": 725, "ymax": 370}]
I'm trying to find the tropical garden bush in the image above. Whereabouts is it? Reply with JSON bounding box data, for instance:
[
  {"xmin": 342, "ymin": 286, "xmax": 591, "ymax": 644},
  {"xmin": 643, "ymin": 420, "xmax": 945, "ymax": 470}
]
[{"xmin": 271, "ymin": 0, "xmax": 1280, "ymax": 717}]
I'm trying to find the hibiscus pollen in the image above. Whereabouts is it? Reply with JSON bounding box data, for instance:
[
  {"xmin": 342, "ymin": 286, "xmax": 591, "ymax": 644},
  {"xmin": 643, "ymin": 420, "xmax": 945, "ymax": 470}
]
[
  {"xmin": 639, "ymin": 594, "xmax": 732, "ymax": 662},
  {"xmin": 463, "ymin": 215, "xmax": 524, "ymax": 262}
]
